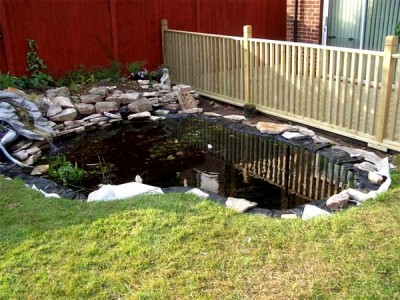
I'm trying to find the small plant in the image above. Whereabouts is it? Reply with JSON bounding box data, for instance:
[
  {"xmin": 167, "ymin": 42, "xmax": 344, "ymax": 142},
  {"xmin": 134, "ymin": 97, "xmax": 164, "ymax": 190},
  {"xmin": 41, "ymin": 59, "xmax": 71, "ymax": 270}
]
[
  {"xmin": 0, "ymin": 72, "xmax": 18, "ymax": 89},
  {"xmin": 396, "ymin": 21, "xmax": 400, "ymax": 38},
  {"xmin": 126, "ymin": 61, "xmax": 146, "ymax": 75},
  {"xmin": 126, "ymin": 61, "xmax": 148, "ymax": 79},
  {"xmin": 243, "ymin": 104, "xmax": 256, "ymax": 118},
  {"xmin": 24, "ymin": 39, "xmax": 55, "ymax": 88},
  {"xmin": 26, "ymin": 39, "xmax": 47, "ymax": 76},
  {"xmin": 92, "ymin": 61, "xmax": 121, "ymax": 81},
  {"xmin": 49, "ymin": 155, "xmax": 86, "ymax": 185}
]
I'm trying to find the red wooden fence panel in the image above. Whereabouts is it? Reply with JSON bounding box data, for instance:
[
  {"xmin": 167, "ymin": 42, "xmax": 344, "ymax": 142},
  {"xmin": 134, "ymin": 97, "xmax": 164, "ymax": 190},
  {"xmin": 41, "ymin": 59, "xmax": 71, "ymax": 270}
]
[{"xmin": 0, "ymin": 0, "xmax": 286, "ymax": 78}]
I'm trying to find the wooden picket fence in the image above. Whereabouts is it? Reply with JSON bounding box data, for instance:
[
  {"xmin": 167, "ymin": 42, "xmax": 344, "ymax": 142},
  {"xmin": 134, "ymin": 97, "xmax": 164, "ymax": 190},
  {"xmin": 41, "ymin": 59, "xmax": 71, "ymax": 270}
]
[{"xmin": 162, "ymin": 19, "xmax": 400, "ymax": 152}]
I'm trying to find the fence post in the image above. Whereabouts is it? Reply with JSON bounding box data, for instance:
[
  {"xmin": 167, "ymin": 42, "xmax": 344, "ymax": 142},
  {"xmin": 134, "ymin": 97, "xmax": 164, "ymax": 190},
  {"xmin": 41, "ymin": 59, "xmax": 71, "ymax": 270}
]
[
  {"xmin": 161, "ymin": 19, "xmax": 168, "ymax": 63},
  {"xmin": 375, "ymin": 35, "xmax": 398, "ymax": 143},
  {"xmin": 243, "ymin": 25, "xmax": 252, "ymax": 104}
]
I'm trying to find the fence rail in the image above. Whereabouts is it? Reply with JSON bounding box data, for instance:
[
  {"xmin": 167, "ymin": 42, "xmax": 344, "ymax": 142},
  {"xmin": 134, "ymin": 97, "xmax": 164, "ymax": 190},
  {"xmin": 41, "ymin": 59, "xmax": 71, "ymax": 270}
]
[{"xmin": 163, "ymin": 19, "xmax": 400, "ymax": 152}]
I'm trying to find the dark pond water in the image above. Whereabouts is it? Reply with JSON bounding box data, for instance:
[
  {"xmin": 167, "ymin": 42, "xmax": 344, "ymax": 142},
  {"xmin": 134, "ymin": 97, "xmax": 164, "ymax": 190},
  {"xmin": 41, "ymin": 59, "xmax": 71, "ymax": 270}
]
[{"xmin": 46, "ymin": 116, "xmax": 355, "ymax": 210}]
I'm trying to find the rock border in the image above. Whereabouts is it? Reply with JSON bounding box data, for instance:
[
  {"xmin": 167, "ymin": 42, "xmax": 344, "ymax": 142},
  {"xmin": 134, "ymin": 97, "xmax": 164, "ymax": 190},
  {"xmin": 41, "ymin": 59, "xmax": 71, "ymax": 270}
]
[{"xmin": 0, "ymin": 84, "xmax": 393, "ymax": 221}]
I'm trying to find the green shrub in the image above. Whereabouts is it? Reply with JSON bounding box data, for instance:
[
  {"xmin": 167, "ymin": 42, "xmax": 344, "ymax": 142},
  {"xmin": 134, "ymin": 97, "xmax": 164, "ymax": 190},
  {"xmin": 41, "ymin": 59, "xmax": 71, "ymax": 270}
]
[
  {"xmin": 49, "ymin": 155, "xmax": 86, "ymax": 185},
  {"xmin": 0, "ymin": 72, "xmax": 18, "ymax": 89},
  {"xmin": 396, "ymin": 21, "xmax": 400, "ymax": 37},
  {"xmin": 92, "ymin": 61, "xmax": 121, "ymax": 81},
  {"xmin": 126, "ymin": 61, "xmax": 146, "ymax": 75}
]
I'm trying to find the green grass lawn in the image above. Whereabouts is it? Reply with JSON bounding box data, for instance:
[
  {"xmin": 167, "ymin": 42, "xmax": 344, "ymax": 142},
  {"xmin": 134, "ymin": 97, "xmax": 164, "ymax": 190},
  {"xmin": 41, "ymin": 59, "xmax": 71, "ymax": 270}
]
[{"xmin": 0, "ymin": 176, "xmax": 399, "ymax": 299}]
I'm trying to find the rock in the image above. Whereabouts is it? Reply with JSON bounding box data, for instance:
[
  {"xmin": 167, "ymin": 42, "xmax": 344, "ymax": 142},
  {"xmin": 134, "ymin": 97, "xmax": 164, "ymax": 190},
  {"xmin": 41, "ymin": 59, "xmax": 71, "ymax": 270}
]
[
  {"xmin": 74, "ymin": 103, "xmax": 95, "ymax": 115},
  {"xmin": 149, "ymin": 116, "xmax": 165, "ymax": 121},
  {"xmin": 368, "ymin": 172, "xmax": 385, "ymax": 184},
  {"xmin": 127, "ymin": 112, "xmax": 151, "ymax": 120},
  {"xmin": 52, "ymin": 124, "xmax": 65, "ymax": 131},
  {"xmin": 95, "ymin": 101, "xmax": 119, "ymax": 114},
  {"xmin": 127, "ymin": 97, "xmax": 153, "ymax": 113},
  {"xmin": 226, "ymin": 197, "xmax": 257, "ymax": 213},
  {"xmin": 31, "ymin": 164, "xmax": 49, "ymax": 176},
  {"xmin": 109, "ymin": 118, "xmax": 122, "ymax": 124},
  {"xmin": 326, "ymin": 189, "xmax": 350, "ymax": 210},
  {"xmin": 87, "ymin": 182, "xmax": 164, "ymax": 202},
  {"xmin": 140, "ymin": 85, "xmax": 150, "ymax": 89},
  {"xmin": 49, "ymin": 108, "xmax": 78, "ymax": 122},
  {"xmin": 160, "ymin": 92, "xmax": 177, "ymax": 103},
  {"xmin": 302, "ymin": 205, "xmax": 331, "ymax": 220},
  {"xmin": 88, "ymin": 86, "xmax": 108, "ymax": 96},
  {"xmin": 64, "ymin": 121, "xmax": 85, "ymax": 130},
  {"xmin": 298, "ymin": 127, "xmax": 315, "ymax": 137},
  {"xmin": 332, "ymin": 146, "xmax": 384, "ymax": 166},
  {"xmin": 103, "ymin": 112, "xmax": 122, "ymax": 119},
  {"xmin": 138, "ymin": 80, "xmax": 149, "ymax": 85},
  {"xmin": 178, "ymin": 108, "xmax": 203, "ymax": 114},
  {"xmin": 354, "ymin": 161, "xmax": 378, "ymax": 172},
  {"xmin": 46, "ymin": 103, "xmax": 63, "ymax": 117},
  {"xmin": 33, "ymin": 96, "xmax": 52, "ymax": 113},
  {"xmin": 12, "ymin": 150, "xmax": 28, "ymax": 161},
  {"xmin": 143, "ymin": 92, "xmax": 158, "ymax": 97},
  {"xmin": 177, "ymin": 89, "xmax": 198, "ymax": 109},
  {"xmin": 256, "ymin": 122, "xmax": 298, "ymax": 134},
  {"xmin": 147, "ymin": 97, "xmax": 159, "ymax": 104},
  {"xmin": 100, "ymin": 123, "xmax": 112, "ymax": 129},
  {"xmin": 185, "ymin": 188, "xmax": 209, "ymax": 199},
  {"xmin": 52, "ymin": 96, "xmax": 74, "ymax": 108},
  {"xmin": 10, "ymin": 140, "xmax": 32, "ymax": 152},
  {"xmin": 223, "ymin": 115, "xmax": 246, "ymax": 121},
  {"xmin": 164, "ymin": 103, "xmax": 180, "ymax": 111},
  {"xmin": 48, "ymin": 121, "xmax": 57, "ymax": 127},
  {"xmin": 81, "ymin": 113, "xmax": 102, "ymax": 121},
  {"xmin": 106, "ymin": 93, "xmax": 140, "ymax": 104},
  {"xmin": 192, "ymin": 93, "xmax": 200, "ymax": 99},
  {"xmin": 22, "ymin": 151, "xmax": 41, "ymax": 166},
  {"xmin": 173, "ymin": 84, "xmax": 192, "ymax": 92},
  {"xmin": 154, "ymin": 109, "xmax": 170, "ymax": 116},
  {"xmin": 90, "ymin": 116, "xmax": 109, "ymax": 123},
  {"xmin": 282, "ymin": 132, "xmax": 308, "ymax": 140},
  {"xmin": 80, "ymin": 94, "xmax": 104, "ymax": 104},
  {"xmin": 26, "ymin": 146, "xmax": 41, "ymax": 155},
  {"xmin": 45, "ymin": 87, "xmax": 70, "ymax": 98}
]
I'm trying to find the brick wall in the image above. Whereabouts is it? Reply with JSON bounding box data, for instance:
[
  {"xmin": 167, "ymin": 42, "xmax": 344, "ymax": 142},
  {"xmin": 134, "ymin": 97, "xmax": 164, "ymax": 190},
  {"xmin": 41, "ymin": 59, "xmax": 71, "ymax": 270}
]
[{"xmin": 287, "ymin": 0, "xmax": 322, "ymax": 44}]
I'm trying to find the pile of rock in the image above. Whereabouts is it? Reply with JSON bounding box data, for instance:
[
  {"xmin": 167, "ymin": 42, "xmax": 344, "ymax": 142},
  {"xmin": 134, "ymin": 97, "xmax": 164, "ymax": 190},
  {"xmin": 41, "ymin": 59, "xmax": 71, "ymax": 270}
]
[{"xmin": 42, "ymin": 84, "xmax": 202, "ymax": 138}]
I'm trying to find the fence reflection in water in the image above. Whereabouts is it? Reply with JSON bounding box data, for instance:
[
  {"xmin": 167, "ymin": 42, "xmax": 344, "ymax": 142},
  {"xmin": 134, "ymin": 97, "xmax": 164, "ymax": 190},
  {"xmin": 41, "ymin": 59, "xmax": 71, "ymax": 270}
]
[{"xmin": 172, "ymin": 117, "xmax": 355, "ymax": 209}]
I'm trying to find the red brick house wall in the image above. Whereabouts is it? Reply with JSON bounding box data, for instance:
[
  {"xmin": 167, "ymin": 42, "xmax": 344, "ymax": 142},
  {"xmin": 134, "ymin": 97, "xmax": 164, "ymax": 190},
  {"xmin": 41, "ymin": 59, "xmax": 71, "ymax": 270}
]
[{"xmin": 287, "ymin": 0, "xmax": 323, "ymax": 44}]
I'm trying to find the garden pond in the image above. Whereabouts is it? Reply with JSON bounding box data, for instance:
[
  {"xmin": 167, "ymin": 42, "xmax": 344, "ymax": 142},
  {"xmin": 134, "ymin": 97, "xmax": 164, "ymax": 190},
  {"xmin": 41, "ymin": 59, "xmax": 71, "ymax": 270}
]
[{"xmin": 45, "ymin": 115, "xmax": 357, "ymax": 210}]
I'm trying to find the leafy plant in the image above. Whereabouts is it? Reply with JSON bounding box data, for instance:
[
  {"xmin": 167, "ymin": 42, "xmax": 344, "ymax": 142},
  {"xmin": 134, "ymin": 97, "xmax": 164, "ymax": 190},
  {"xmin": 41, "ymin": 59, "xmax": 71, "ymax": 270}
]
[
  {"xmin": 49, "ymin": 155, "xmax": 86, "ymax": 185},
  {"xmin": 26, "ymin": 39, "xmax": 47, "ymax": 76},
  {"xmin": 0, "ymin": 72, "xmax": 18, "ymax": 89},
  {"xmin": 126, "ymin": 61, "xmax": 146, "ymax": 75},
  {"xmin": 92, "ymin": 61, "xmax": 121, "ymax": 81},
  {"xmin": 396, "ymin": 21, "xmax": 400, "ymax": 37},
  {"xmin": 23, "ymin": 39, "xmax": 55, "ymax": 88}
]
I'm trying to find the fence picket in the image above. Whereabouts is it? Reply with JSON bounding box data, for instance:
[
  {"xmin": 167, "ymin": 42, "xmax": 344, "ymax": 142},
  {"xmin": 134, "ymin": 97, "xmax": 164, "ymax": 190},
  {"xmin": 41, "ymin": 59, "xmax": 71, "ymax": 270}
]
[{"xmin": 163, "ymin": 25, "xmax": 400, "ymax": 151}]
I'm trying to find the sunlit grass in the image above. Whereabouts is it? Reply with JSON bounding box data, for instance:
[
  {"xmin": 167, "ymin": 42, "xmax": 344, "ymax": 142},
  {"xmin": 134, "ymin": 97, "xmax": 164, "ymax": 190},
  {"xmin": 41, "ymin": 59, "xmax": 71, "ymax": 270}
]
[{"xmin": 0, "ymin": 176, "xmax": 399, "ymax": 299}]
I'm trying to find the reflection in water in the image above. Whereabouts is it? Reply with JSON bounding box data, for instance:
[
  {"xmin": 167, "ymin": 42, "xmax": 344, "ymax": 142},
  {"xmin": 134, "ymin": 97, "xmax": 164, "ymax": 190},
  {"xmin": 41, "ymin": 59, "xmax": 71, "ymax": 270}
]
[
  {"xmin": 50, "ymin": 117, "xmax": 354, "ymax": 209},
  {"xmin": 171, "ymin": 117, "xmax": 355, "ymax": 209}
]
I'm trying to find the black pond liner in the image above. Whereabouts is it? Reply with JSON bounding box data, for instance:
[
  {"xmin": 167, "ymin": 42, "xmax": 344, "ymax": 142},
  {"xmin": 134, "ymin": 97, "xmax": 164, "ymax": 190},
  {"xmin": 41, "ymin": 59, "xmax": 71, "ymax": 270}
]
[{"xmin": 26, "ymin": 113, "xmax": 374, "ymax": 217}]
